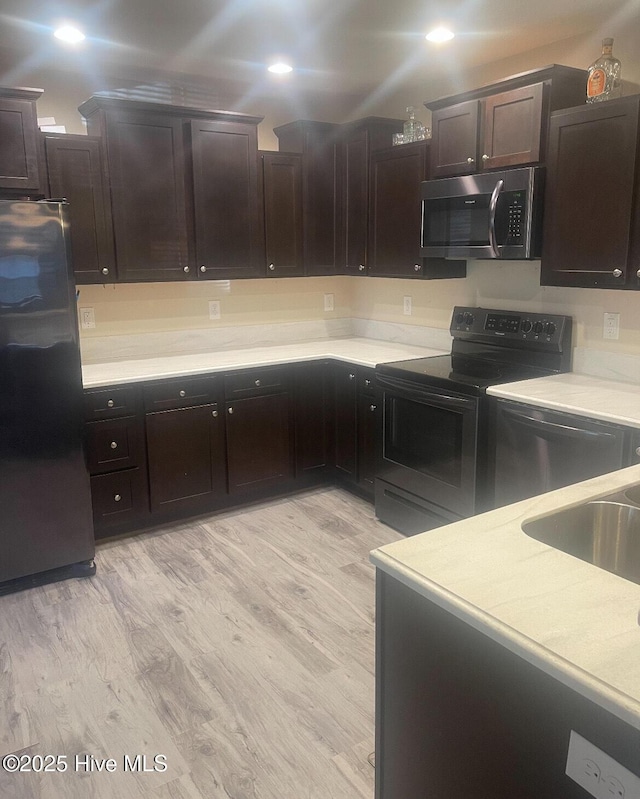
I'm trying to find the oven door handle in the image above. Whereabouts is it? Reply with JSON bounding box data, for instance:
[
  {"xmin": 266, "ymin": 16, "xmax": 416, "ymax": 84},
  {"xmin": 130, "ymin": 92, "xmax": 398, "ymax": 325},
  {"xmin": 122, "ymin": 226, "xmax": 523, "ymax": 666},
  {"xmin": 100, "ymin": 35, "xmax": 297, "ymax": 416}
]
[
  {"xmin": 488, "ymin": 178, "xmax": 504, "ymax": 258},
  {"xmin": 501, "ymin": 407, "xmax": 618, "ymax": 441},
  {"xmin": 376, "ymin": 374, "xmax": 477, "ymax": 410}
]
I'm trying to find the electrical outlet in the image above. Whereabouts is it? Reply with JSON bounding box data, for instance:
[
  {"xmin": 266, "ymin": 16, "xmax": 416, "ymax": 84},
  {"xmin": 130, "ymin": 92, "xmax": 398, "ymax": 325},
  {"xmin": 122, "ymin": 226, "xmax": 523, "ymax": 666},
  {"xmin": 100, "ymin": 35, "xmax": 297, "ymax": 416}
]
[
  {"xmin": 79, "ymin": 307, "xmax": 95, "ymax": 329},
  {"xmin": 208, "ymin": 300, "xmax": 221, "ymax": 320},
  {"xmin": 566, "ymin": 731, "xmax": 640, "ymax": 799},
  {"xmin": 603, "ymin": 312, "xmax": 620, "ymax": 340},
  {"xmin": 403, "ymin": 296, "xmax": 412, "ymax": 316},
  {"xmin": 324, "ymin": 293, "xmax": 334, "ymax": 312}
]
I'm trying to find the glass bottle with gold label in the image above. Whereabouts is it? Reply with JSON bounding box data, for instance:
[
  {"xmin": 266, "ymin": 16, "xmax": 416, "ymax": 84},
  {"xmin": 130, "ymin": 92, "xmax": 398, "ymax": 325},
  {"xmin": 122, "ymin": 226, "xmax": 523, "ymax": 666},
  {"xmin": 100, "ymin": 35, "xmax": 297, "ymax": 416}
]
[{"xmin": 586, "ymin": 38, "xmax": 622, "ymax": 103}]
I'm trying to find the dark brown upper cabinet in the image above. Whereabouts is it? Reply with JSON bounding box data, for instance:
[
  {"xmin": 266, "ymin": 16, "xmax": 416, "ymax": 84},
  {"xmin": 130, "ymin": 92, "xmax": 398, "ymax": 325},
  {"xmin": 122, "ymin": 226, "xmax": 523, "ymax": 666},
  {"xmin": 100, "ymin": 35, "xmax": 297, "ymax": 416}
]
[
  {"xmin": 368, "ymin": 141, "xmax": 465, "ymax": 280},
  {"xmin": 541, "ymin": 96, "xmax": 640, "ymax": 290},
  {"xmin": 339, "ymin": 117, "xmax": 404, "ymax": 277},
  {"xmin": 79, "ymin": 96, "xmax": 263, "ymax": 283},
  {"xmin": 0, "ymin": 87, "xmax": 43, "ymax": 195},
  {"xmin": 259, "ymin": 151, "xmax": 304, "ymax": 278},
  {"xmin": 274, "ymin": 120, "xmax": 341, "ymax": 276},
  {"xmin": 427, "ymin": 65, "xmax": 586, "ymax": 178},
  {"xmin": 43, "ymin": 133, "xmax": 116, "ymax": 283},
  {"xmin": 189, "ymin": 116, "xmax": 263, "ymax": 280}
]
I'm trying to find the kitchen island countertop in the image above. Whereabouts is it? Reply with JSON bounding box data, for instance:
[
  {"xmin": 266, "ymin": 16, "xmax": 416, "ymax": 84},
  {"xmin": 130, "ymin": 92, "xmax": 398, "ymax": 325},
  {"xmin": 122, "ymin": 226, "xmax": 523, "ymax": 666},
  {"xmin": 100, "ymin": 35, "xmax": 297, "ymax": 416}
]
[
  {"xmin": 82, "ymin": 337, "xmax": 446, "ymax": 388},
  {"xmin": 487, "ymin": 372, "xmax": 640, "ymax": 428},
  {"xmin": 371, "ymin": 464, "xmax": 640, "ymax": 731}
]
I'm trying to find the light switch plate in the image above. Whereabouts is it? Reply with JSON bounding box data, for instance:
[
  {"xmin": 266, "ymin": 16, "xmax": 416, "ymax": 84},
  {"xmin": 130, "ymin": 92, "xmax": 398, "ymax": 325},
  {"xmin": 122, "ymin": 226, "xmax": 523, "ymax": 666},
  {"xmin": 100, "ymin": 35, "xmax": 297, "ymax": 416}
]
[
  {"xmin": 324, "ymin": 293, "xmax": 334, "ymax": 312},
  {"xmin": 603, "ymin": 312, "xmax": 620, "ymax": 340}
]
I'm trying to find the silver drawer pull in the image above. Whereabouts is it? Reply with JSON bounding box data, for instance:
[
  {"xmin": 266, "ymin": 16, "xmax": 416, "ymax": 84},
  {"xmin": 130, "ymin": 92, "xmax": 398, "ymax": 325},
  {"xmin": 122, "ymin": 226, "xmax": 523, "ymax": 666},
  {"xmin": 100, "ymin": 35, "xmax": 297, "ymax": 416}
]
[
  {"xmin": 358, "ymin": 264, "xmax": 365, "ymax": 272},
  {"xmin": 482, "ymin": 154, "xmax": 489, "ymax": 162},
  {"xmin": 370, "ymin": 404, "xmax": 377, "ymax": 412},
  {"xmin": 110, "ymin": 441, "xmax": 118, "ymax": 450},
  {"xmin": 613, "ymin": 268, "xmax": 623, "ymax": 278},
  {"xmin": 228, "ymin": 407, "xmax": 234, "ymax": 414},
  {"xmin": 179, "ymin": 390, "xmax": 186, "ymax": 397},
  {"xmin": 349, "ymin": 373, "xmax": 355, "ymax": 380},
  {"xmin": 254, "ymin": 379, "xmax": 261, "ymax": 387},
  {"xmin": 212, "ymin": 410, "xmax": 218, "ymax": 418},
  {"xmin": 114, "ymin": 494, "xmax": 122, "ymax": 503},
  {"xmin": 183, "ymin": 266, "xmax": 190, "ymax": 273},
  {"xmin": 268, "ymin": 263, "xmax": 275, "ymax": 271},
  {"xmin": 414, "ymin": 263, "xmax": 422, "ymax": 271},
  {"xmin": 107, "ymin": 399, "xmax": 114, "ymax": 408},
  {"xmin": 200, "ymin": 265, "xmax": 207, "ymax": 273},
  {"xmin": 466, "ymin": 157, "xmax": 475, "ymax": 164},
  {"xmin": 101, "ymin": 267, "xmax": 109, "ymax": 276},
  {"xmin": 365, "ymin": 379, "xmax": 371, "ymax": 386}
]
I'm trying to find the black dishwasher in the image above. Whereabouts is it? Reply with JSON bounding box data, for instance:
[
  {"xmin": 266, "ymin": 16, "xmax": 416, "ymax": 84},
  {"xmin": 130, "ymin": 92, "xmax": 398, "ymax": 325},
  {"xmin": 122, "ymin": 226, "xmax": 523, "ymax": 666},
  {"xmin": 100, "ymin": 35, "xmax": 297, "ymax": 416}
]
[{"xmin": 491, "ymin": 399, "xmax": 634, "ymax": 508}]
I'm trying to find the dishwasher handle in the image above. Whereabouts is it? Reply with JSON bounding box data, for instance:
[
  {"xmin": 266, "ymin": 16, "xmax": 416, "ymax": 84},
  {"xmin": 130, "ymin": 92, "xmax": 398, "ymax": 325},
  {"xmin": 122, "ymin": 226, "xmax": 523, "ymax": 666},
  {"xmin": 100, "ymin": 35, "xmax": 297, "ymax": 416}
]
[{"xmin": 502, "ymin": 406, "xmax": 619, "ymax": 442}]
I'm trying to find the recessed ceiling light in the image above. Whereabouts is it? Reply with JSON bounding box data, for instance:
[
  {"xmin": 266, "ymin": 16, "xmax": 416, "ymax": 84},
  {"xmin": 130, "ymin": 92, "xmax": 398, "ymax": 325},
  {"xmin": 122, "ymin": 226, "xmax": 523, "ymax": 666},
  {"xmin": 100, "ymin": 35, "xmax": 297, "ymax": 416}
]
[
  {"xmin": 268, "ymin": 62, "xmax": 293, "ymax": 75},
  {"xmin": 426, "ymin": 27, "xmax": 454, "ymax": 43},
  {"xmin": 53, "ymin": 25, "xmax": 86, "ymax": 44}
]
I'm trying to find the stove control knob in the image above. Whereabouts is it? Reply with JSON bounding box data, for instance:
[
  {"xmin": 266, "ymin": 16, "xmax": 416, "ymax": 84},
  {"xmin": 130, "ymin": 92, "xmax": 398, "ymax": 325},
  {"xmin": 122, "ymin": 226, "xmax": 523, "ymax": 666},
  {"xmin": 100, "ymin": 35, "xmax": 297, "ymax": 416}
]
[
  {"xmin": 533, "ymin": 321, "xmax": 544, "ymax": 335},
  {"xmin": 455, "ymin": 312, "xmax": 465, "ymax": 325},
  {"xmin": 521, "ymin": 319, "xmax": 532, "ymax": 333},
  {"xmin": 463, "ymin": 312, "xmax": 475, "ymax": 326},
  {"xmin": 545, "ymin": 322, "xmax": 556, "ymax": 336}
]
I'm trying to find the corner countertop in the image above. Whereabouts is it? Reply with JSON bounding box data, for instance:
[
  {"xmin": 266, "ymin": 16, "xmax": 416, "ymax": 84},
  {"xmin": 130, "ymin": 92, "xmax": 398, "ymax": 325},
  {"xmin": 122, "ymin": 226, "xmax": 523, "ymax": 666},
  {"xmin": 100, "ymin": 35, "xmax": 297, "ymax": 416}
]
[
  {"xmin": 371, "ymin": 465, "xmax": 640, "ymax": 731},
  {"xmin": 81, "ymin": 337, "xmax": 446, "ymax": 389},
  {"xmin": 487, "ymin": 372, "xmax": 640, "ymax": 429}
]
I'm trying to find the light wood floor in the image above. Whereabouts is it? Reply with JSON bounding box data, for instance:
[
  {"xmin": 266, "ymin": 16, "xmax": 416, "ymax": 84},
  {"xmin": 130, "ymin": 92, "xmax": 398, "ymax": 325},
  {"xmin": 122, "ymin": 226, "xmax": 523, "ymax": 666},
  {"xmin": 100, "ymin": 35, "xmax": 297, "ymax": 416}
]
[{"xmin": 0, "ymin": 487, "xmax": 401, "ymax": 798}]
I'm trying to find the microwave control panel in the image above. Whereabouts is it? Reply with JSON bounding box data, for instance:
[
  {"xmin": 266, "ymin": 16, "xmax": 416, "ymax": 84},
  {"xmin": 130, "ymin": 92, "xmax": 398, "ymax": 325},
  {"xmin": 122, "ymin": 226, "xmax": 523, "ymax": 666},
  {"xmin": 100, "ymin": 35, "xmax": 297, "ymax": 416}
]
[{"xmin": 505, "ymin": 192, "xmax": 525, "ymax": 243}]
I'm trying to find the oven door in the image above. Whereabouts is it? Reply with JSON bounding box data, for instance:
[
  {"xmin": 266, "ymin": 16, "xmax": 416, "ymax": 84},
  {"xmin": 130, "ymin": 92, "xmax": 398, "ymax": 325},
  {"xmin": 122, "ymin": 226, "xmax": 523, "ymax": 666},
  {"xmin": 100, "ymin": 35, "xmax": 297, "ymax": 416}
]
[{"xmin": 377, "ymin": 373, "xmax": 479, "ymax": 518}]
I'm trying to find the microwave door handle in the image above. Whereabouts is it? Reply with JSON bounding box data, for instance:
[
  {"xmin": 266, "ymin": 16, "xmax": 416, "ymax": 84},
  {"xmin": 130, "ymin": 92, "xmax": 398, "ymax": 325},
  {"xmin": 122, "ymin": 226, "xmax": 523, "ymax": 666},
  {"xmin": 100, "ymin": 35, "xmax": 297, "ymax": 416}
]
[{"xmin": 488, "ymin": 179, "xmax": 504, "ymax": 258}]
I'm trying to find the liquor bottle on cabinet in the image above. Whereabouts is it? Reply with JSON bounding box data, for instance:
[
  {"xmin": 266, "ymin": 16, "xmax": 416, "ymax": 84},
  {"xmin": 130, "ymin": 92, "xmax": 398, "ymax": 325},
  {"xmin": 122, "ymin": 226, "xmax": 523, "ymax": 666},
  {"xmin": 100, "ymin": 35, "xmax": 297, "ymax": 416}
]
[{"xmin": 586, "ymin": 38, "xmax": 622, "ymax": 103}]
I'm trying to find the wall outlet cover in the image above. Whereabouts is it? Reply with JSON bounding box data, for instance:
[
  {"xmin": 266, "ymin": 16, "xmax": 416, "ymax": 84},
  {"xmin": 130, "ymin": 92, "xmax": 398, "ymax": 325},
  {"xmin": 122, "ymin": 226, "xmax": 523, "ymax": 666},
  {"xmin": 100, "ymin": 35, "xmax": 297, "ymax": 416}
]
[
  {"xmin": 566, "ymin": 730, "xmax": 640, "ymax": 799},
  {"xmin": 324, "ymin": 293, "xmax": 335, "ymax": 312},
  {"xmin": 209, "ymin": 301, "xmax": 221, "ymax": 320},
  {"xmin": 403, "ymin": 296, "xmax": 412, "ymax": 316},
  {"xmin": 80, "ymin": 307, "xmax": 95, "ymax": 329}
]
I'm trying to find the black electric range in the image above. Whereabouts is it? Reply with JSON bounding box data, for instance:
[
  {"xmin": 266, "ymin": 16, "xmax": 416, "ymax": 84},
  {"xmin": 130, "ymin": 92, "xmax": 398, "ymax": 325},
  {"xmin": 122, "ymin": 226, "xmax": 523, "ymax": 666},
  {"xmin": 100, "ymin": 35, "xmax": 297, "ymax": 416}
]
[{"xmin": 374, "ymin": 306, "xmax": 573, "ymax": 535}]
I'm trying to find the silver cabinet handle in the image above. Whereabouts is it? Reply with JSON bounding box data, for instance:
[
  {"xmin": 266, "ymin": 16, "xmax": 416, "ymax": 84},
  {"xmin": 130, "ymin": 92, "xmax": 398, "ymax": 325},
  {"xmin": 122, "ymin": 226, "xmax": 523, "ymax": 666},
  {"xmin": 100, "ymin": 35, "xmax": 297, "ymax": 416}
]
[
  {"xmin": 110, "ymin": 441, "xmax": 118, "ymax": 450},
  {"xmin": 466, "ymin": 157, "xmax": 475, "ymax": 164},
  {"xmin": 358, "ymin": 264, "xmax": 365, "ymax": 272},
  {"xmin": 107, "ymin": 399, "xmax": 114, "ymax": 408},
  {"xmin": 636, "ymin": 269, "xmax": 640, "ymax": 279},
  {"xmin": 200, "ymin": 265, "xmax": 207, "ymax": 273},
  {"xmin": 414, "ymin": 263, "xmax": 422, "ymax": 271},
  {"xmin": 613, "ymin": 268, "xmax": 623, "ymax": 278},
  {"xmin": 179, "ymin": 390, "xmax": 186, "ymax": 397},
  {"xmin": 268, "ymin": 263, "xmax": 275, "ymax": 271},
  {"xmin": 183, "ymin": 266, "xmax": 190, "ymax": 273},
  {"xmin": 254, "ymin": 379, "xmax": 261, "ymax": 387},
  {"xmin": 114, "ymin": 494, "xmax": 122, "ymax": 502},
  {"xmin": 212, "ymin": 410, "xmax": 218, "ymax": 418},
  {"xmin": 482, "ymin": 154, "xmax": 489, "ymax": 162},
  {"xmin": 348, "ymin": 373, "xmax": 355, "ymax": 380},
  {"xmin": 365, "ymin": 379, "xmax": 371, "ymax": 387},
  {"xmin": 370, "ymin": 404, "xmax": 377, "ymax": 412},
  {"xmin": 228, "ymin": 407, "xmax": 234, "ymax": 414},
  {"xmin": 101, "ymin": 267, "xmax": 109, "ymax": 275}
]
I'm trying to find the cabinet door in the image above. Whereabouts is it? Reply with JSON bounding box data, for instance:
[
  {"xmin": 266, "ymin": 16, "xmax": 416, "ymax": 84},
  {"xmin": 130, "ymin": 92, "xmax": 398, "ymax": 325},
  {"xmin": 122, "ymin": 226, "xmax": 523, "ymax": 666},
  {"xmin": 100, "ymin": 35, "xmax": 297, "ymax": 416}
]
[
  {"xmin": 0, "ymin": 93, "xmax": 41, "ymax": 193},
  {"xmin": 541, "ymin": 97, "xmax": 640, "ymax": 289},
  {"xmin": 303, "ymin": 131, "xmax": 341, "ymax": 276},
  {"xmin": 146, "ymin": 403, "xmax": 226, "ymax": 514},
  {"xmin": 191, "ymin": 119, "xmax": 263, "ymax": 279},
  {"xmin": 430, "ymin": 100, "xmax": 479, "ymax": 178},
  {"xmin": 44, "ymin": 134, "xmax": 116, "ymax": 283},
  {"xmin": 334, "ymin": 363, "xmax": 358, "ymax": 480},
  {"xmin": 357, "ymin": 389, "xmax": 380, "ymax": 498},
  {"xmin": 261, "ymin": 152, "xmax": 304, "ymax": 277},
  {"xmin": 225, "ymin": 393, "xmax": 294, "ymax": 494},
  {"xmin": 481, "ymin": 83, "xmax": 545, "ymax": 171},
  {"xmin": 342, "ymin": 128, "xmax": 369, "ymax": 275},
  {"xmin": 368, "ymin": 143, "xmax": 428, "ymax": 278},
  {"xmin": 294, "ymin": 361, "xmax": 333, "ymax": 480},
  {"xmin": 105, "ymin": 109, "xmax": 190, "ymax": 282}
]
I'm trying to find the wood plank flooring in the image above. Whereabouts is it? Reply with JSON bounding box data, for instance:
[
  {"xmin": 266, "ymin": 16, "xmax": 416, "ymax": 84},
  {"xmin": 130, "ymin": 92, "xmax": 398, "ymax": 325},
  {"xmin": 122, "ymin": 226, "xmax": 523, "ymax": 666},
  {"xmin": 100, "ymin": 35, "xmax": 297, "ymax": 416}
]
[{"xmin": 0, "ymin": 488, "xmax": 401, "ymax": 798}]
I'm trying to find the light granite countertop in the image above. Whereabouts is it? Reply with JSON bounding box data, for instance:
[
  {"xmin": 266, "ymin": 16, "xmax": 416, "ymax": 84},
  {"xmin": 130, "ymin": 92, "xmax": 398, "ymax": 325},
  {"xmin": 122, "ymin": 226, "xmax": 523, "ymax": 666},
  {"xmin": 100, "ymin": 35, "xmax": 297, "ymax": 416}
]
[
  {"xmin": 488, "ymin": 372, "xmax": 640, "ymax": 429},
  {"xmin": 371, "ymin": 464, "xmax": 640, "ymax": 731},
  {"xmin": 81, "ymin": 337, "xmax": 445, "ymax": 388}
]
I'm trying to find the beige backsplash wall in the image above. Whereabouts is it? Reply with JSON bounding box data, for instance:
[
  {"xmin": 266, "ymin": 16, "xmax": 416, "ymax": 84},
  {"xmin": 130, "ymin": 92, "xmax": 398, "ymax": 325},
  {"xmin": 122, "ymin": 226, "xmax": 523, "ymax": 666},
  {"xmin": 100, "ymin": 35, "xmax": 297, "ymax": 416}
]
[{"xmin": 78, "ymin": 265, "xmax": 640, "ymax": 359}]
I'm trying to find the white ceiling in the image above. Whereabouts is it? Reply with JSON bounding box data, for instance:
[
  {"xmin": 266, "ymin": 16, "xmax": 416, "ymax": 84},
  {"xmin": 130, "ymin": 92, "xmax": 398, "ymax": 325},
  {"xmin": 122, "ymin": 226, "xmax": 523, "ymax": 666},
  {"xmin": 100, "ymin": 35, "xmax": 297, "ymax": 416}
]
[{"xmin": 0, "ymin": 0, "xmax": 635, "ymax": 97}]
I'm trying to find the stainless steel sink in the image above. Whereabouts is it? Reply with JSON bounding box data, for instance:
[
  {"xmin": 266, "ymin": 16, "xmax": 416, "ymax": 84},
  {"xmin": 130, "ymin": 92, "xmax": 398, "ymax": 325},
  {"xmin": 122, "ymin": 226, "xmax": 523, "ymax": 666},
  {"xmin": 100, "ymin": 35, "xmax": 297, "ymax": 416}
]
[{"xmin": 522, "ymin": 500, "xmax": 640, "ymax": 585}]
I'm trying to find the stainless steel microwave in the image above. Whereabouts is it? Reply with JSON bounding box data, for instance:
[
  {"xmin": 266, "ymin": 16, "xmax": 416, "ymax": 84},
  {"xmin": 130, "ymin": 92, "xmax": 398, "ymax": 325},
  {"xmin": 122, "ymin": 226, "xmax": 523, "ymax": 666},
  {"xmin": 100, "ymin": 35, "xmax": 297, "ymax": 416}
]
[{"xmin": 420, "ymin": 166, "xmax": 545, "ymax": 260}]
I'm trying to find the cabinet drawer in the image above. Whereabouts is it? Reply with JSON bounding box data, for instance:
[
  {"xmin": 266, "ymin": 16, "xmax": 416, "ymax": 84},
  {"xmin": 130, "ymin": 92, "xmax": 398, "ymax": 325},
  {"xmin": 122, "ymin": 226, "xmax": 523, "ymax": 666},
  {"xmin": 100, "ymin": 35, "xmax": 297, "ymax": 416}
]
[
  {"xmin": 85, "ymin": 416, "xmax": 141, "ymax": 474},
  {"xmin": 90, "ymin": 468, "xmax": 147, "ymax": 525},
  {"xmin": 142, "ymin": 376, "xmax": 218, "ymax": 411},
  {"xmin": 224, "ymin": 366, "xmax": 291, "ymax": 399},
  {"xmin": 85, "ymin": 386, "xmax": 137, "ymax": 419}
]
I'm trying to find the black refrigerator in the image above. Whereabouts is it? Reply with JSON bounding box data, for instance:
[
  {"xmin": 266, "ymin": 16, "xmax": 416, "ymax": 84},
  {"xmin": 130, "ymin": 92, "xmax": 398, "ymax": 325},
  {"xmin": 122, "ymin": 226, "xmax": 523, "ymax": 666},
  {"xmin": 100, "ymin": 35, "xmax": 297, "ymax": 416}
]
[{"xmin": 0, "ymin": 199, "xmax": 95, "ymax": 593}]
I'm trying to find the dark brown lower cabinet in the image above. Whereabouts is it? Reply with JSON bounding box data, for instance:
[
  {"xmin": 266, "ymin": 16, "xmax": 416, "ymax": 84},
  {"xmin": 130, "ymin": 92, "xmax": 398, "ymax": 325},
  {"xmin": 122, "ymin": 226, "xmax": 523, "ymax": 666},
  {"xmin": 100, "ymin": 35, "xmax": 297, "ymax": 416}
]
[
  {"xmin": 375, "ymin": 571, "xmax": 640, "ymax": 799},
  {"xmin": 145, "ymin": 403, "xmax": 226, "ymax": 514},
  {"xmin": 294, "ymin": 361, "xmax": 334, "ymax": 481},
  {"xmin": 334, "ymin": 362, "xmax": 378, "ymax": 499},
  {"xmin": 225, "ymin": 393, "xmax": 294, "ymax": 495}
]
